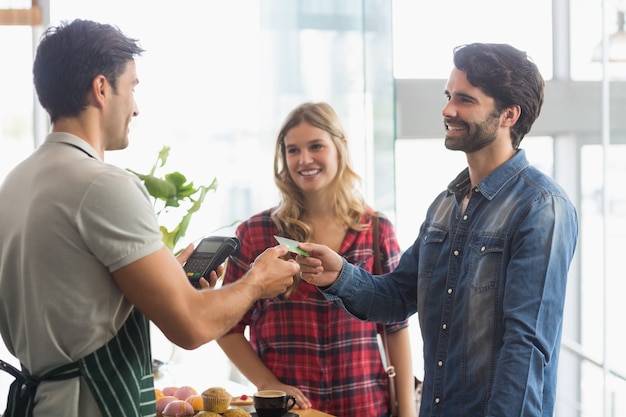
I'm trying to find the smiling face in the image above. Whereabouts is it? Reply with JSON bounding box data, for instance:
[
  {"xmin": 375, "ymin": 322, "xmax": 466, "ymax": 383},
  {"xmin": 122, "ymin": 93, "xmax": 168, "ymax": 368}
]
[
  {"xmin": 104, "ymin": 60, "xmax": 139, "ymax": 151},
  {"xmin": 442, "ymin": 67, "xmax": 504, "ymax": 154},
  {"xmin": 283, "ymin": 121, "xmax": 340, "ymax": 195}
]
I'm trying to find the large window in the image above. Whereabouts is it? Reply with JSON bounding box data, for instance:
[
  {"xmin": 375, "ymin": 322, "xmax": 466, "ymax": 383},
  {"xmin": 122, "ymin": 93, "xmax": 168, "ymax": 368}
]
[
  {"xmin": 0, "ymin": 25, "xmax": 34, "ymax": 180},
  {"xmin": 392, "ymin": 0, "xmax": 554, "ymax": 80},
  {"xmin": 577, "ymin": 144, "xmax": 626, "ymax": 416}
]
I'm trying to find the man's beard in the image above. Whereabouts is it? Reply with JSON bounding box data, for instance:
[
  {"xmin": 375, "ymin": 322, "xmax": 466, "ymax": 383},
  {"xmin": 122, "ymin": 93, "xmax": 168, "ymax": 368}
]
[{"xmin": 444, "ymin": 109, "xmax": 500, "ymax": 153}]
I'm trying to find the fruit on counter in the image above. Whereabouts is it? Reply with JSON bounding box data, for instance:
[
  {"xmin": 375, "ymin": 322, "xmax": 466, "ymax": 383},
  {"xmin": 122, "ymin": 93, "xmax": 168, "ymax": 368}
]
[
  {"xmin": 156, "ymin": 385, "xmax": 254, "ymax": 416},
  {"xmin": 162, "ymin": 399, "xmax": 194, "ymax": 417},
  {"xmin": 185, "ymin": 394, "xmax": 204, "ymax": 412},
  {"xmin": 155, "ymin": 388, "xmax": 166, "ymax": 402},
  {"xmin": 162, "ymin": 386, "xmax": 179, "ymax": 396},
  {"xmin": 156, "ymin": 395, "xmax": 179, "ymax": 417},
  {"xmin": 174, "ymin": 385, "xmax": 198, "ymax": 400}
]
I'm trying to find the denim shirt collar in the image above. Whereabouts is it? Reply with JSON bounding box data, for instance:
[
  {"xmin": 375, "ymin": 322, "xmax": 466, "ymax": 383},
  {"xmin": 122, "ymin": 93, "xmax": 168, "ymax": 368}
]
[{"xmin": 446, "ymin": 149, "xmax": 530, "ymax": 201}]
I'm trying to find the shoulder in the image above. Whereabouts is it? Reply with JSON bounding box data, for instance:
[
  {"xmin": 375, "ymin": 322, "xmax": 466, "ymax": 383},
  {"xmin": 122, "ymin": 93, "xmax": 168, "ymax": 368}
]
[
  {"xmin": 513, "ymin": 167, "xmax": 577, "ymax": 226},
  {"xmin": 522, "ymin": 166, "xmax": 571, "ymax": 198},
  {"xmin": 87, "ymin": 167, "xmax": 152, "ymax": 206}
]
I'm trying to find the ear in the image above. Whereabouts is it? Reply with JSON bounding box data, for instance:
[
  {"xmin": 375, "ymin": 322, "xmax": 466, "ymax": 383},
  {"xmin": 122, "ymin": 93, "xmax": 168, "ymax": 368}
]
[
  {"xmin": 90, "ymin": 74, "xmax": 108, "ymax": 108},
  {"xmin": 501, "ymin": 105, "xmax": 521, "ymax": 128}
]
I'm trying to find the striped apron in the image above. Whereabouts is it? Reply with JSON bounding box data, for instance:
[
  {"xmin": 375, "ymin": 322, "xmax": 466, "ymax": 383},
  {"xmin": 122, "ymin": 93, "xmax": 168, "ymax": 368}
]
[{"xmin": 1, "ymin": 309, "xmax": 156, "ymax": 417}]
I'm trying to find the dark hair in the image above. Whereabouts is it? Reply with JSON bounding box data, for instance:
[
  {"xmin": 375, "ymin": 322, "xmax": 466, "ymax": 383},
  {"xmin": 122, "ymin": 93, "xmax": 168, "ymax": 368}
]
[
  {"xmin": 33, "ymin": 19, "xmax": 145, "ymax": 123},
  {"xmin": 453, "ymin": 43, "xmax": 544, "ymax": 148}
]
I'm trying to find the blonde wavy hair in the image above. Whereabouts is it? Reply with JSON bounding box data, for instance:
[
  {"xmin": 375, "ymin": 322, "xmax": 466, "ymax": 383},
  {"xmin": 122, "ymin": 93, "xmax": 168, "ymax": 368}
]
[{"xmin": 272, "ymin": 102, "xmax": 367, "ymax": 241}]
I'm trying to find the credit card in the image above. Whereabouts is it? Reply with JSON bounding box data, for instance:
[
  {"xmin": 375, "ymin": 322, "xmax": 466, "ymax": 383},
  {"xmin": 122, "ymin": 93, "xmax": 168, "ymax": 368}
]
[{"xmin": 274, "ymin": 235, "xmax": 310, "ymax": 256}]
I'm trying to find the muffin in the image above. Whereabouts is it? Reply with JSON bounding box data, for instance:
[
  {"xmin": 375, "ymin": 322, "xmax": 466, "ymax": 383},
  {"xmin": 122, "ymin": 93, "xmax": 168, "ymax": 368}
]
[
  {"xmin": 201, "ymin": 387, "xmax": 232, "ymax": 413},
  {"xmin": 222, "ymin": 408, "xmax": 251, "ymax": 417},
  {"xmin": 193, "ymin": 412, "xmax": 221, "ymax": 417}
]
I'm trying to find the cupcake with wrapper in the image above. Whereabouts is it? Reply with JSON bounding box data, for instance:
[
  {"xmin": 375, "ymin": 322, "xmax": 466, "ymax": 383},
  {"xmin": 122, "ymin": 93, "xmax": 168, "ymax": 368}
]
[{"xmin": 201, "ymin": 386, "xmax": 233, "ymax": 413}]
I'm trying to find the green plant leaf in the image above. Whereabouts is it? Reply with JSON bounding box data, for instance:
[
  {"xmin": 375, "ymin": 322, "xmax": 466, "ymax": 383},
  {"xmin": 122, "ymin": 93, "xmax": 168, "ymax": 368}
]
[
  {"xmin": 127, "ymin": 146, "xmax": 219, "ymax": 252},
  {"xmin": 151, "ymin": 146, "xmax": 171, "ymax": 175},
  {"xmin": 165, "ymin": 171, "xmax": 188, "ymax": 188},
  {"xmin": 143, "ymin": 176, "xmax": 177, "ymax": 201},
  {"xmin": 160, "ymin": 225, "xmax": 176, "ymax": 251}
]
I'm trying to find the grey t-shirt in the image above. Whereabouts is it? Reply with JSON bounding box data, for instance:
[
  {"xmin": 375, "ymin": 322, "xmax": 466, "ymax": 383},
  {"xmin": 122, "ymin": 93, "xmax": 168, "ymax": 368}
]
[{"xmin": 0, "ymin": 133, "xmax": 163, "ymax": 416}]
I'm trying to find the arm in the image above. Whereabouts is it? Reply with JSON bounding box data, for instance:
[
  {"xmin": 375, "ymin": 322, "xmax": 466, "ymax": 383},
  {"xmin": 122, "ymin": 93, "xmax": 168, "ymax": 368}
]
[
  {"xmin": 217, "ymin": 333, "xmax": 312, "ymax": 409},
  {"xmin": 487, "ymin": 195, "xmax": 578, "ymax": 416},
  {"xmin": 298, "ymin": 242, "xmax": 418, "ymax": 323},
  {"xmin": 112, "ymin": 244, "xmax": 299, "ymax": 350},
  {"xmin": 82, "ymin": 174, "xmax": 299, "ymax": 349}
]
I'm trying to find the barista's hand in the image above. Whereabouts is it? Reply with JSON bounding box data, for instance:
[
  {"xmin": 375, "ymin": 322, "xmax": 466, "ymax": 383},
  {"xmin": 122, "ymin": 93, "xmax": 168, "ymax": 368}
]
[
  {"xmin": 244, "ymin": 245, "xmax": 299, "ymax": 298},
  {"xmin": 176, "ymin": 243, "xmax": 195, "ymax": 265},
  {"xmin": 176, "ymin": 243, "xmax": 222, "ymax": 288},
  {"xmin": 198, "ymin": 265, "xmax": 224, "ymax": 289}
]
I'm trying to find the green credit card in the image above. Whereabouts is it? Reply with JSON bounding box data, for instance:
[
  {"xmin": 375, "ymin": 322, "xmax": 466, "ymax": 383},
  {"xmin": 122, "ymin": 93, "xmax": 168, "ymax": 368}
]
[{"xmin": 274, "ymin": 235, "xmax": 310, "ymax": 256}]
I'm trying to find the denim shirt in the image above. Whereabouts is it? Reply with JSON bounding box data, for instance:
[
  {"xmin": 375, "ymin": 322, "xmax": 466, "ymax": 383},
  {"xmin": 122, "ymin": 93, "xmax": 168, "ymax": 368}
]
[{"xmin": 322, "ymin": 150, "xmax": 578, "ymax": 417}]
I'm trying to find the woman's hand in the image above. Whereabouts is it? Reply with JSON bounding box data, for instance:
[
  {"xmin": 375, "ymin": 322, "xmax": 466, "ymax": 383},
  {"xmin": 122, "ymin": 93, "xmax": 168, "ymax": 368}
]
[{"xmin": 257, "ymin": 382, "xmax": 312, "ymax": 410}]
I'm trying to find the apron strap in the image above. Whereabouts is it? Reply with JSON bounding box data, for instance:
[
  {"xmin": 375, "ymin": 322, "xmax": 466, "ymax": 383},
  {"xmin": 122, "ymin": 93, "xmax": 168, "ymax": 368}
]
[
  {"xmin": 2, "ymin": 309, "xmax": 155, "ymax": 417},
  {"xmin": 1, "ymin": 359, "xmax": 81, "ymax": 417}
]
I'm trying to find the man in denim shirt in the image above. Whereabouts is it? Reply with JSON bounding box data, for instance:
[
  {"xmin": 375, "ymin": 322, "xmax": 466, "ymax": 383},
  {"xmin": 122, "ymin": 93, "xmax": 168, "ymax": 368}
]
[{"xmin": 296, "ymin": 43, "xmax": 578, "ymax": 417}]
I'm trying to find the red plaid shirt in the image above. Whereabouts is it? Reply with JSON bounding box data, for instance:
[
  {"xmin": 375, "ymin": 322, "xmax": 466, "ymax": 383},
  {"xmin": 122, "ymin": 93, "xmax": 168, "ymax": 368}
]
[{"xmin": 223, "ymin": 208, "xmax": 407, "ymax": 417}]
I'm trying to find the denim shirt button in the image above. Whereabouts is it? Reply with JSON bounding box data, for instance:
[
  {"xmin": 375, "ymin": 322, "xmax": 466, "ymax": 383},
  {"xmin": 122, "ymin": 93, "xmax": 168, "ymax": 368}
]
[
  {"xmin": 481, "ymin": 246, "xmax": 486, "ymax": 252},
  {"xmin": 442, "ymin": 323, "xmax": 447, "ymax": 329},
  {"xmin": 437, "ymin": 360, "xmax": 443, "ymax": 367},
  {"xmin": 447, "ymin": 288, "xmax": 453, "ymax": 294},
  {"xmin": 435, "ymin": 398, "xmax": 441, "ymax": 404},
  {"xmin": 453, "ymin": 250, "xmax": 459, "ymax": 256},
  {"xmin": 463, "ymin": 214, "xmax": 468, "ymax": 220}
]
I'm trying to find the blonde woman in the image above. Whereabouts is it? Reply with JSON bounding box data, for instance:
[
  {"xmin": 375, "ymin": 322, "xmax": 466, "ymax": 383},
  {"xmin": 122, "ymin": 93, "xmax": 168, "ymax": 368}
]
[{"xmin": 217, "ymin": 102, "xmax": 416, "ymax": 417}]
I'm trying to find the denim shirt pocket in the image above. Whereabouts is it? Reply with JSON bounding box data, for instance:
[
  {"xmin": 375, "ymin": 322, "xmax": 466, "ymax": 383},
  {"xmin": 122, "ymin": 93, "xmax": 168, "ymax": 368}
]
[
  {"xmin": 417, "ymin": 225, "xmax": 448, "ymax": 310},
  {"xmin": 468, "ymin": 234, "xmax": 505, "ymax": 293},
  {"xmin": 466, "ymin": 234, "xmax": 505, "ymax": 389}
]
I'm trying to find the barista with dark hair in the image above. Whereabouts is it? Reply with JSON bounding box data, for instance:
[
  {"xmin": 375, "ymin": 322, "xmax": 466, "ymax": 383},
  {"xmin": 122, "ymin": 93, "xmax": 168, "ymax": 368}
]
[{"xmin": 0, "ymin": 19, "xmax": 298, "ymax": 417}]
